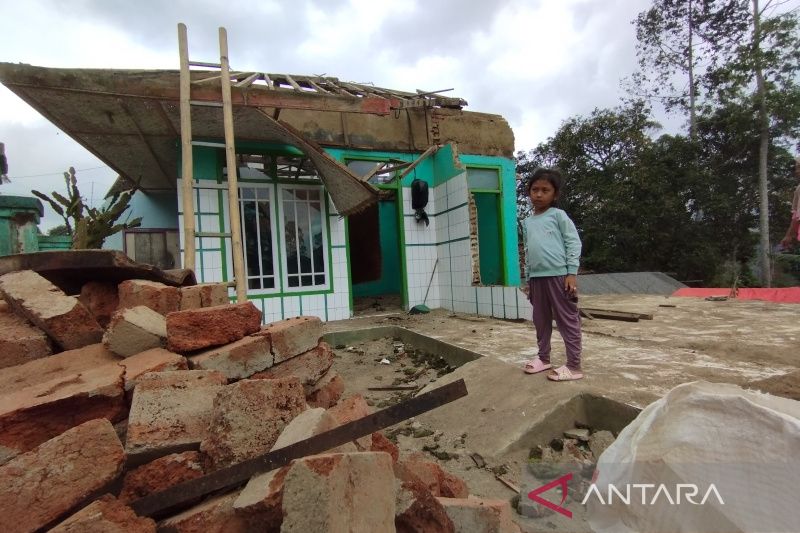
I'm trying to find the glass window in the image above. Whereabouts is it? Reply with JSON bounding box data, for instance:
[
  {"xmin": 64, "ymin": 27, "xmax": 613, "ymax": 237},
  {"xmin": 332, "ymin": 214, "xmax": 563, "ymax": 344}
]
[
  {"xmin": 281, "ymin": 185, "xmax": 328, "ymax": 290},
  {"xmin": 467, "ymin": 167, "xmax": 500, "ymax": 190},
  {"xmin": 347, "ymin": 160, "xmax": 395, "ymax": 185},
  {"xmin": 239, "ymin": 186, "xmax": 277, "ymax": 291}
]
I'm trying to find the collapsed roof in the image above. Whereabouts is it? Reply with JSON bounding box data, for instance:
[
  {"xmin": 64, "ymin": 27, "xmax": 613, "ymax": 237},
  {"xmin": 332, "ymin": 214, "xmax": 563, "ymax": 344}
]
[{"xmin": 0, "ymin": 64, "xmax": 514, "ymax": 215}]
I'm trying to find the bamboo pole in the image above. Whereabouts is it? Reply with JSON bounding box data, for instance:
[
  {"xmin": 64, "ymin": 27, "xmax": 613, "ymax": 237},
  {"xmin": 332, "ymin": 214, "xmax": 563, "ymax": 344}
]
[
  {"xmin": 219, "ymin": 27, "xmax": 247, "ymax": 303},
  {"xmin": 178, "ymin": 23, "xmax": 196, "ymax": 271}
]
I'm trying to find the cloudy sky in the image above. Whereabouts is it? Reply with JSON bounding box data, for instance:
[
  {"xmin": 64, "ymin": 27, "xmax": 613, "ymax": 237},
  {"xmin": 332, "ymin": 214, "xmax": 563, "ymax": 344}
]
[{"xmin": 1, "ymin": 0, "xmax": 660, "ymax": 229}]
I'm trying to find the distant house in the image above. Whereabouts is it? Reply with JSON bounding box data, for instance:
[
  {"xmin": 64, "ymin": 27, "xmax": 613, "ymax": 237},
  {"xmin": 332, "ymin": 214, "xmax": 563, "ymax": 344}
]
[{"xmin": 0, "ymin": 63, "xmax": 530, "ymax": 322}]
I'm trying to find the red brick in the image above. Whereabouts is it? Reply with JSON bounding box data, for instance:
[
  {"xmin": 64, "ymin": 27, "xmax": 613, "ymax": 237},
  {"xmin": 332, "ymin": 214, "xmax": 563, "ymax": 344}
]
[
  {"xmin": 189, "ymin": 334, "xmax": 273, "ymax": 380},
  {"xmin": 0, "ymin": 270, "xmax": 103, "ymax": 350},
  {"xmin": 234, "ymin": 466, "xmax": 289, "ymax": 530},
  {"xmin": 0, "ymin": 363, "xmax": 126, "ymax": 463},
  {"xmin": 372, "ymin": 431, "xmax": 400, "ymax": 463},
  {"xmin": 250, "ymin": 341, "xmax": 333, "ymax": 393},
  {"xmin": 158, "ymin": 491, "xmax": 254, "ymax": 533},
  {"xmin": 257, "ymin": 316, "xmax": 322, "ymax": 363},
  {"xmin": 125, "ymin": 370, "xmax": 227, "ymax": 466},
  {"xmin": 0, "ymin": 303, "xmax": 52, "ymax": 369},
  {"xmin": 119, "ymin": 348, "xmax": 188, "ymax": 395},
  {"xmin": 400, "ymin": 453, "xmax": 469, "ymax": 498},
  {"xmin": 119, "ymin": 451, "xmax": 206, "ymax": 504},
  {"xmin": 179, "ymin": 283, "xmax": 229, "ymax": 310},
  {"xmin": 327, "ymin": 393, "xmax": 372, "ymax": 449},
  {"xmin": 78, "ymin": 281, "xmax": 120, "ymax": 328},
  {"xmin": 166, "ymin": 302, "xmax": 262, "ymax": 353},
  {"xmin": 436, "ymin": 498, "xmax": 521, "ymax": 533},
  {"xmin": 118, "ymin": 279, "xmax": 180, "ymax": 316},
  {"xmin": 396, "ymin": 477, "xmax": 455, "ymax": 533},
  {"xmin": 50, "ymin": 494, "xmax": 156, "ymax": 532},
  {"xmin": 279, "ymin": 452, "xmax": 395, "ymax": 532},
  {"xmin": 103, "ymin": 306, "xmax": 167, "ymax": 357},
  {"xmin": 305, "ymin": 370, "xmax": 345, "ymax": 409},
  {"xmin": 0, "ymin": 418, "xmax": 125, "ymax": 532},
  {"xmin": 0, "ymin": 343, "xmax": 117, "ymax": 396},
  {"xmin": 200, "ymin": 378, "xmax": 307, "ymax": 469}
]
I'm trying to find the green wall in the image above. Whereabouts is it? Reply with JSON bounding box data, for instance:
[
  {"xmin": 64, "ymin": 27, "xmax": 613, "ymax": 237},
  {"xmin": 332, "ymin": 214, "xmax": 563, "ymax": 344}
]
[{"xmin": 474, "ymin": 192, "xmax": 503, "ymax": 284}]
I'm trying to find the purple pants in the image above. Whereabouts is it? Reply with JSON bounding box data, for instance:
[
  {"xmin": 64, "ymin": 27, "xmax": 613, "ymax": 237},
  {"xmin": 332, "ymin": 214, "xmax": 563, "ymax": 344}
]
[{"xmin": 528, "ymin": 276, "xmax": 582, "ymax": 371}]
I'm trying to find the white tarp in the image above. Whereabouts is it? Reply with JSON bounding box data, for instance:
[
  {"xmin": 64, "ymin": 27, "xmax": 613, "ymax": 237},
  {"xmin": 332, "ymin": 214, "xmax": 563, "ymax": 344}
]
[{"xmin": 587, "ymin": 381, "xmax": 800, "ymax": 533}]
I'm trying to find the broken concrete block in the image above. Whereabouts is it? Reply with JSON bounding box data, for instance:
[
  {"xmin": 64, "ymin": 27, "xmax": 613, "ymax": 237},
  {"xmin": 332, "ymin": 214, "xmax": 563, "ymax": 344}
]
[
  {"xmin": 78, "ymin": 281, "xmax": 120, "ymax": 328},
  {"xmin": 306, "ymin": 370, "xmax": 345, "ymax": 409},
  {"xmin": 0, "ymin": 302, "xmax": 51, "ymax": 369},
  {"xmin": 200, "ymin": 378, "xmax": 307, "ymax": 469},
  {"xmin": 118, "ymin": 347, "xmax": 188, "ymax": 395},
  {"xmin": 251, "ymin": 341, "xmax": 333, "ymax": 393},
  {"xmin": 236, "ymin": 407, "xmax": 355, "ymax": 515},
  {"xmin": 125, "ymin": 370, "xmax": 227, "ymax": 466},
  {"xmin": 0, "ymin": 418, "xmax": 125, "ymax": 533},
  {"xmin": 327, "ymin": 394, "xmax": 372, "ymax": 449},
  {"xmin": 158, "ymin": 491, "xmax": 255, "ymax": 533},
  {"xmin": 179, "ymin": 283, "xmax": 230, "ymax": 310},
  {"xmin": 281, "ymin": 452, "xmax": 395, "ymax": 533},
  {"xmin": 189, "ymin": 334, "xmax": 273, "ymax": 380},
  {"xmin": 371, "ymin": 431, "xmax": 400, "ymax": 463},
  {"xmin": 257, "ymin": 315, "xmax": 322, "ymax": 363},
  {"xmin": 0, "ymin": 270, "xmax": 103, "ymax": 350},
  {"xmin": 0, "ymin": 362, "xmax": 126, "ymax": 463},
  {"xmin": 119, "ymin": 451, "xmax": 206, "ymax": 504},
  {"xmin": 396, "ymin": 477, "xmax": 455, "ymax": 533},
  {"xmin": 166, "ymin": 302, "xmax": 262, "ymax": 353},
  {"xmin": 564, "ymin": 427, "xmax": 590, "ymax": 442},
  {"xmin": 49, "ymin": 494, "xmax": 156, "ymax": 532},
  {"xmin": 400, "ymin": 452, "xmax": 469, "ymax": 498},
  {"xmin": 233, "ymin": 467, "xmax": 290, "ymax": 530},
  {"xmin": 103, "ymin": 305, "xmax": 167, "ymax": 358},
  {"xmin": 436, "ymin": 498, "xmax": 522, "ymax": 533},
  {"xmin": 589, "ymin": 430, "xmax": 615, "ymax": 459},
  {"xmin": 117, "ymin": 279, "xmax": 180, "ymax": 316}
]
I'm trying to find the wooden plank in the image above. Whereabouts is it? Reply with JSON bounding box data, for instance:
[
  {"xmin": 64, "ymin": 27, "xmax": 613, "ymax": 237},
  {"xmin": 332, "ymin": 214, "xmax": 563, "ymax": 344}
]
[
  {"xmin": 283, "ymin": 74, "xmax": 303, "ymax": 92},
  {"xmin": 130, "ymin": 379, "xmax": 468, "ymax": 517},
  {"xmin": 577, "ymin": 307, "xmax": 644, "ymax": 322},
  {"xmin": 177, "ymin": 23, "xmax": 196, "ymax": 272},
  {"xmin": 396, "ymin": 144, "xmax": 440, "ymax": 182},
  {"xmin": 219, "ymin": 27, "xmax": 247, "ymax": 304},
  {"xmin": 235, "ymin": 72, "xmax": 260, "ymax": 88},
  {"xmin": 367, "ymin": 385, "xmax": 419, "ymax": 391},
  {"xmin": 495, "ymin": 475, "xmax": 520, "ymax": 493},
  {"xmin": 581, "ymin": 307, "xmax": 653, "ymax": 320}
]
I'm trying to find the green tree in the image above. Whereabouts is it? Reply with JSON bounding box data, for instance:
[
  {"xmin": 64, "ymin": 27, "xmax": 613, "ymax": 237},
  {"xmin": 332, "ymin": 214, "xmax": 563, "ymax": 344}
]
[
  {"xmin": 32, "ymin": 167, "xmax": 141, "ymax": 249},
  {"xmin": 47, "ymin": 224, "xmax": 70, "ymax": 237}
]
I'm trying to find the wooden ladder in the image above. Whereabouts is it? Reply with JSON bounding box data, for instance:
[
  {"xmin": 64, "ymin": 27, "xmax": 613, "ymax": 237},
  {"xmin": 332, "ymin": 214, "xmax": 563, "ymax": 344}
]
[{"xmin": 177, "ymin": 23, "xmax": 247, "ymax": 302}]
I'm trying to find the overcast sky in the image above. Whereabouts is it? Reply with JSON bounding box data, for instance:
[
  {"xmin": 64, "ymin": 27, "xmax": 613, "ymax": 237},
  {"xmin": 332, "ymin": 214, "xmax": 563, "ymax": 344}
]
[{"xmin": 1, "ymin": 0, "xmax": 660, "ymax": 230}]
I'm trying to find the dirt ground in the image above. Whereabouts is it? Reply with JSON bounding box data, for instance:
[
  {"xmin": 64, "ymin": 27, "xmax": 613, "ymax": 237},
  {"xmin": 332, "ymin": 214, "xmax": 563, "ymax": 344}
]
[{"xmin": 326, "ymin": 293, "xmax": 799, "ymax": 532}]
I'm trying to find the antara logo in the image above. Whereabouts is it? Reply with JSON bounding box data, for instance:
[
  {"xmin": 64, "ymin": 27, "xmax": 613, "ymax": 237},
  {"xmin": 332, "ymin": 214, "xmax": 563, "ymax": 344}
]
[{"xmin": 527, "ymin": 472, "xmax": 725, "ymax": 519}]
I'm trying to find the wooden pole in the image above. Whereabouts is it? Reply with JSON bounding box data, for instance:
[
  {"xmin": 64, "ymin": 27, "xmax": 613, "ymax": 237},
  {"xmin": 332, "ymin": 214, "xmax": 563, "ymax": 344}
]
[
  {"xmin": 219, "ymin": 27, "xmax": 247, "ymax": 302},
  {"xmin": 178, "ymin": 23, "xmax": 196, "ymax": 271}
]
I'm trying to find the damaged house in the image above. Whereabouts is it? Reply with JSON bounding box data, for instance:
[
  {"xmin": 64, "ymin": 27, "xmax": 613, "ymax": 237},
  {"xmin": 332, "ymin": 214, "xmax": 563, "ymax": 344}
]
[{"xmin": 0, "ymin": 61, "xmax": 530, "ymax": 322}]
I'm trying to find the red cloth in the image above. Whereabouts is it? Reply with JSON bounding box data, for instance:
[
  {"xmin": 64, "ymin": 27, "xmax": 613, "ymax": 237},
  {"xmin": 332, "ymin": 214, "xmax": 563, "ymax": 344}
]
[{"xmin": 672, "ymin": 287, "xmax": 800, "ymax": 303}]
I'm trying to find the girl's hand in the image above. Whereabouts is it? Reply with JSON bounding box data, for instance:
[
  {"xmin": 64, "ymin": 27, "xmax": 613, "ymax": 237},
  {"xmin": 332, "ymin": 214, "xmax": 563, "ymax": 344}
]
[{"xmin": 565, "ymin": 274, "xmax": 577, "ymax": 296}]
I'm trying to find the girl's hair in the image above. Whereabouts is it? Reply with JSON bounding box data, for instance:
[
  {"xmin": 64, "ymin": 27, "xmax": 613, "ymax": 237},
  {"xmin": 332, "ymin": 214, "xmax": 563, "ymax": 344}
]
[{"xmin": 525, "ymin": 168, "xmax": 563, "ymax": 196}]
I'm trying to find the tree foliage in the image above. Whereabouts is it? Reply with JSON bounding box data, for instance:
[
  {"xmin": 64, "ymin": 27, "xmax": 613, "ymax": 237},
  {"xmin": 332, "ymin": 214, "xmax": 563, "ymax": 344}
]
[{"xmin": 32, "ymin": 167, "xmax": 141, "ymax": 249}]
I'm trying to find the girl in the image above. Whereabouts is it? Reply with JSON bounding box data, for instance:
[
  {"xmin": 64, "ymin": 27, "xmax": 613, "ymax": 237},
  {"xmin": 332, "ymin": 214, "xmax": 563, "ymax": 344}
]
[{"xmin": 521, "ymin": 168, "xmax": 584, "ymax": 381}]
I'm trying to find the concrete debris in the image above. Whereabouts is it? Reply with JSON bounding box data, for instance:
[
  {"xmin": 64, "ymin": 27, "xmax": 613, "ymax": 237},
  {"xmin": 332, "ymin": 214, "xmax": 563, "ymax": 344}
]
[
  {"xmin": 119, "ymin": 347, "xmax": 188, "ymax": 395},
  {"xmin": 125, "ymin": 370, "xmax": 227, "ymax": 466},
  {"xmin": 117, "ymin": 279, "xmax": 180, "ymax": 316},
  {"xmin": 78, "ymin": 281, "xmax": 119, "ymax": 328},
  {"xmin": 257, "ymin": 315, "xmax": 323, "ymax": 363},
  {"xmin": 0, "ymin": 418, "xmax": 125, "ymax": 533},
  {"xmin": 49, "ymin": 494, "xmax": 156, "ymax": 532},
  {"xmin": 588, "ymin": 429, "xmax": 615, "ymax": 459},
  {"xmin": 327, "ymin": 394, "xmax": 373, "ymax": 449},
  {"xmin": 189, "ymin": 334, "xmax": 273, "ymax": 380},
  {"xmin": 0, "ymin": 301, "xmax": 52, "ymax": 369},
  {"xmin": 157, "ymin": 490, "xmax": 255, "ymax": 533},
  {"xmin": 0, "ymin": 270, "xmax": 103, "ymax": 350},
  {"xmin": 400, "ymin": 452, "xmax": 469, "ymax": 498},
  {"xmin": 280, "ymin": 452, "xmax": 396, "ymax": 533},
  {"xmin": 305, "ymin": 369, "xmax": 345, "ymax": 408},
  {"xmin": 179, "ymin": 282, "xmax": 229, "ymax": 310},
  {"xmin": 166, "ymin": 302, "xmax": 262, "ymax": 352},
  {"xmin": 200, "ymin": 378, "xmax": 307, "ymax": 469},
  {"xmin": 119, "ymin": 451, "xmax": 206, "ymax": 504},
  {"xmin": 437, "ymin": 497, "xmax": 522, "ymax": 533},
  {"xmin": 250, "ymin": 341, "xmax": 333, "ymax": 393},
  {"xmin": 103, "ymin": 305, "xmax": 167, "ymax": 357},
  {"xmin": 564, "ymin": 427, "xmax": 591, "ymax": 441},
  {"xmin": 396, "ymin": 477, "xmax": 455, "ymax": 533}
]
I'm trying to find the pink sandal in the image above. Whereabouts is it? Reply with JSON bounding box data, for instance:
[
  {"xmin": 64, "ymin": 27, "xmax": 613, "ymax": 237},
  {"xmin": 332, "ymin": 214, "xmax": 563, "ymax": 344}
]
[
  {"xmin": 547, "ymin": 366, "xmax": 584, "ymax": 381},
  {"xmin": 524, "ymin": 358, "xmax": 552, "ymax": 374}
]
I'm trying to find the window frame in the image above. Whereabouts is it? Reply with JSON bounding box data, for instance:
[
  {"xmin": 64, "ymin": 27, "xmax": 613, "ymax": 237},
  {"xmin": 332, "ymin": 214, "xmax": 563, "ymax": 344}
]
[
  {"xmin": 238, "ymin": 182, "xmax": 281, "ymax": 295},
  {"xmin": 277, "ymin": 182, "xmax": 331, "ymax": 293}
]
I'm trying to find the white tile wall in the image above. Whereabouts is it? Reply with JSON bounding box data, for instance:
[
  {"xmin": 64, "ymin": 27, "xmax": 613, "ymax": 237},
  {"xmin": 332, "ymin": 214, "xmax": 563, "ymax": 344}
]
[{"xmin": 283, "ymin": 296, "xmax": 301, "ymax": 318}]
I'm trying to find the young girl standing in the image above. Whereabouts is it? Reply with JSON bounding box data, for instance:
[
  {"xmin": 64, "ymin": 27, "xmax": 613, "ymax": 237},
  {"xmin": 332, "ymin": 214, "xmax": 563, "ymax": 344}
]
[{"xmin": 521, "ymin": 168, "xmax": 584, "ymax": 381}]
